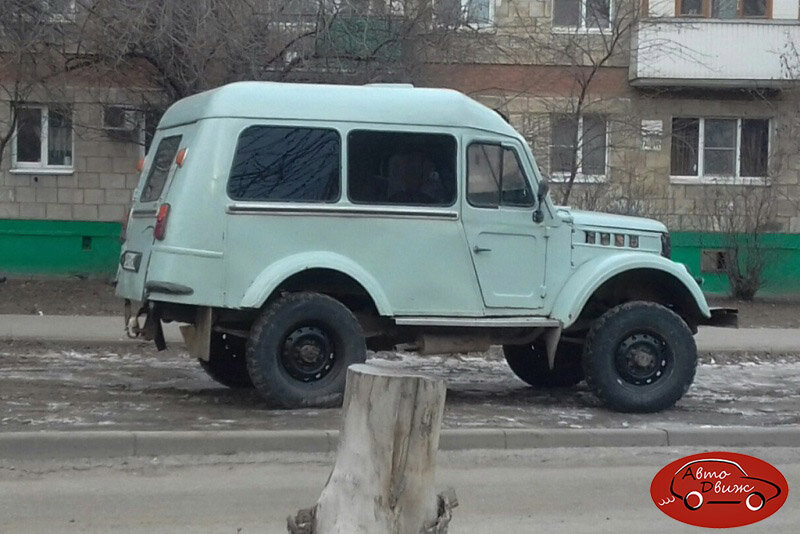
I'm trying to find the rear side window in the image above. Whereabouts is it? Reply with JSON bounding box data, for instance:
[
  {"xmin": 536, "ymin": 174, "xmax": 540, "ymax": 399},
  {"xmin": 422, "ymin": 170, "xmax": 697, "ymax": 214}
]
[
  {"xmin": 348, "ymin": 131, "xmax": 456, "ymax": 206},
  {"xmin": 140, "ymin": 135, "xmax": 181, "ymax": 202},
  {"xmin": 227, "ymin": 126, "xmax": 340, "ymax": 202}
]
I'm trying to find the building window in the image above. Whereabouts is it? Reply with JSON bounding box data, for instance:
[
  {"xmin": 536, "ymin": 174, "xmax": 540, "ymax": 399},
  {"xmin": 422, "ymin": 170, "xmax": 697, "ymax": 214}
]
[
  {"xmin": 434, "ymin": 0, "xmax": 495, "ymax": 28},
  {"xmin": 553, "ymin": 0, "xmax": 611, "ymax": 30},
  {"xmin": 549, "ymin": 114, "xmax": 608, "ymax": 180},
  {"xmin": 227, "ymin": 126, "xmax": 341, "ymax": 202},
  {"xmin": 676, "ymin": 0, "xmax": 770, "ymax": 18},
  {"xmin": 670, "ymin": 117, "xmax": 769, "ymax": 179},
  {"xmin": 13, "ymin": 105, "xmax": 73, "ymax": 170}
]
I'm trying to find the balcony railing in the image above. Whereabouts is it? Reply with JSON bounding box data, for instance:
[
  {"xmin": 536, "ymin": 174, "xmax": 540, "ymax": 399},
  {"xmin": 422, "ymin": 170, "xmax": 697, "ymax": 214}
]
[{"xmin": 630, "ymin": 19, "xmax": 800, "ymax": 88}]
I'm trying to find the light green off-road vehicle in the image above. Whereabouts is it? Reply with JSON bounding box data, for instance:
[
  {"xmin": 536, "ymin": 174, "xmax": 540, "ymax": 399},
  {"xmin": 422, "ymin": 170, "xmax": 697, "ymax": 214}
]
[{"xmin": 117, "ymin": 82, "xmax": 736, "ymax": 413}]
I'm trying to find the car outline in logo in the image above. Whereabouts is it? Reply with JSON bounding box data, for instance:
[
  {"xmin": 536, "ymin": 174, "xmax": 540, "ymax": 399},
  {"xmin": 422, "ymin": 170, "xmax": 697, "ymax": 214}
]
[{"xmin": 669, "ymin": 458, "xmax": 782, "ymax": 512}]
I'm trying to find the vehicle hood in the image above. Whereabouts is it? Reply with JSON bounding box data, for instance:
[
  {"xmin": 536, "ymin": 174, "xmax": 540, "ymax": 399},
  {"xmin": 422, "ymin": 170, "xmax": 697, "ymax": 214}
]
[{"xmin": 558, "ymin": 207, "xmax": 668, "ymax": 233}]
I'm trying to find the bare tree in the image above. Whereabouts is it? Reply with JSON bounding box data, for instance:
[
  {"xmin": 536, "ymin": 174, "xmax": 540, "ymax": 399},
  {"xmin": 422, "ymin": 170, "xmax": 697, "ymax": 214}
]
[
  {"xmin": 0, "ymin": 0, "xmax": 76, "ymax": 168},
  {"xmin": 490, "ymin": 0, "xmax": 643, "ymax": 205},
  {"xmin": 699, "ymin": 185, "xmax": 777, "ymax": 300},
  {"xmin": 74, "ymin": 0, "xmax": 450, "ymax": 115}
]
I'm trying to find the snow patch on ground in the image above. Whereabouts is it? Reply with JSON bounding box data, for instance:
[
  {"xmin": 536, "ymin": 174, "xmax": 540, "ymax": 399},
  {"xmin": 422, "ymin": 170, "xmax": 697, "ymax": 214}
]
[{"xmin": 1, "ymin": 346, "xmax": 798, "ymax": 431}]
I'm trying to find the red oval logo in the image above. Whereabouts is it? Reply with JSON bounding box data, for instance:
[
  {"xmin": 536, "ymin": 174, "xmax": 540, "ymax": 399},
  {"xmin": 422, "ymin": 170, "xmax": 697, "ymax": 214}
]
[{"xmin": 651, "ymin": 452, "xmax": 788, "ymax": 528}]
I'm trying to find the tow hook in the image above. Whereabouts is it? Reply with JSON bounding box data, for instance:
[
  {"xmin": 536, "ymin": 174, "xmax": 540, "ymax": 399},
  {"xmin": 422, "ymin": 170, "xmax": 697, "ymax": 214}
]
[
  {"xmin": 123, "ymin": 299, "xmax": 145, "ymax": 339},
  {"xmin": 126, "ymin": 315, "xmax": 141, "ymax": 338}
]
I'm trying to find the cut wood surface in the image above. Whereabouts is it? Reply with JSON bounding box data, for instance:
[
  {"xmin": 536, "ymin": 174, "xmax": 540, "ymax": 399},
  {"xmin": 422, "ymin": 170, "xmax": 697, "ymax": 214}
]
[{"xmin": 292, "ymin": 363, "xmax": 448, "ymax": 534}]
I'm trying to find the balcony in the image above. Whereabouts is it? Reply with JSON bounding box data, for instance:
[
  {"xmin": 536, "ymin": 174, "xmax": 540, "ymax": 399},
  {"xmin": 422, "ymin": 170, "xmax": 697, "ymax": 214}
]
[{"xmin": 630, "ymin": 19, "xmax": 800, "ymax": 88}]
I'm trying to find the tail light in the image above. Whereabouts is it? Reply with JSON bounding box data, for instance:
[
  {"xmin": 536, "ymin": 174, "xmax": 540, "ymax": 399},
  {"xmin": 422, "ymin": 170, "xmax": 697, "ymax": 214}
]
[{"xmin": 154, "ymin": 203, "xmax": 170, "ymax": 241}]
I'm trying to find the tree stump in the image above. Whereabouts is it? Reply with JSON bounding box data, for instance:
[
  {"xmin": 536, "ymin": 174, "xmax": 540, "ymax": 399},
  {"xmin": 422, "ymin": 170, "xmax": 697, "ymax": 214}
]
[{"xmin": 288, "ymin": 363, "xmax": 454, "ymax": 534}]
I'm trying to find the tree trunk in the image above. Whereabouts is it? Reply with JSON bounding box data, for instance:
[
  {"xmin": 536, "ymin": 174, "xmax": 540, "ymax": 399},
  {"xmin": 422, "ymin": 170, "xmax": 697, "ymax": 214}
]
[{"xmin": 289, "ymin": 363, "xmax": 449, "ymax": 534}]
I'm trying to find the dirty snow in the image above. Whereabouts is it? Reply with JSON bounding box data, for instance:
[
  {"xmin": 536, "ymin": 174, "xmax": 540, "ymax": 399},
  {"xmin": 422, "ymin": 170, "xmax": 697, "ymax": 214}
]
[{"xmin": 0, "ymin": 342, "xmax": 798, "ymax": 431}]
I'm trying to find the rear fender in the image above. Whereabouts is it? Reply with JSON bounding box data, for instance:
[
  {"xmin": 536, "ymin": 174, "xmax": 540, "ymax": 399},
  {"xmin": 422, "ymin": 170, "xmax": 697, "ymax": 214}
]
[{"xmin": 240, "ymin": 252, "xmax": 391, "ymax": 314}]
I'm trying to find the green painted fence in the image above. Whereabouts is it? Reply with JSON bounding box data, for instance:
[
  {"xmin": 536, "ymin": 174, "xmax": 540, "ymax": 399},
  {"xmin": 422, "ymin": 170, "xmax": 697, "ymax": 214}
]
[
  {"xmin": 672, "ymin": 232, "xmax": 800, "ymax": 296},
  {"xmin": 0, "ymin": 219, "xmax": 121, "ymax": 276}
]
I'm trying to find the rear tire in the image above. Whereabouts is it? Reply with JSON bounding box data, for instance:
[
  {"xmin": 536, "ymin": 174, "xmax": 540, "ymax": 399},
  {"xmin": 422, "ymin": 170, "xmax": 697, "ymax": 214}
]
[
  {"xmin": 197, "ymin": 333, "xmax": 253, "ymax": 389},
  {"xmin": 502, "ymin": 342, "xmax": 584, "ymax": 388},
  {"xmin": 582, "ymin": 301, "xmax": 696, "ymax": 413},
  {"xmin": 246, "ymin": 292, "xmax": 367, "ymax": 409}
]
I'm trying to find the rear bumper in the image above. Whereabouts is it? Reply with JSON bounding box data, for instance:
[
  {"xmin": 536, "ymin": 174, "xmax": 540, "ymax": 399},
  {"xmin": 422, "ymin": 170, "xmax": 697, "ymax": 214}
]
[{"xmin": 699, "ymin": 307, "xmax": 738, "ymax": 328}]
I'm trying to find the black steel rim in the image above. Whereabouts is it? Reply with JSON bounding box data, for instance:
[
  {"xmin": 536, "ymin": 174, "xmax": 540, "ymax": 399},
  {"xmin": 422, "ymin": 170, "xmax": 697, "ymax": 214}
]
[
  {"xmin": 615, "ymin": 331, "xmax": 671, "ymax": 386},
  {"xmin": 280, "ymin": 325, "xmax": 336, "ymax": 382}
]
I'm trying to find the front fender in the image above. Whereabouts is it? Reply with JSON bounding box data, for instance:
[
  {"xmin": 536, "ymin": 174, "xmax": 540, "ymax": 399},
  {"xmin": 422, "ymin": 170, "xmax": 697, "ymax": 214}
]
[
  {"xmin": 551, "ymin": 253, "xmax": 711, "ymax": 328},
  {"xmin": 240, "ymin": 251, "xmax": 392, "ymax": 315}
]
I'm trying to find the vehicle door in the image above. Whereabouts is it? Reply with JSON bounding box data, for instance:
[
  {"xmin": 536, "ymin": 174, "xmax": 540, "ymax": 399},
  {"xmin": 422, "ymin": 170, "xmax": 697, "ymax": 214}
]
[
  {"xmin": 461, "ymin": 138, "xmax": 546, "ymax": 309},
  {"xmin": 116, "ymin": 127, "xmax": 195, "ymax": 300}
]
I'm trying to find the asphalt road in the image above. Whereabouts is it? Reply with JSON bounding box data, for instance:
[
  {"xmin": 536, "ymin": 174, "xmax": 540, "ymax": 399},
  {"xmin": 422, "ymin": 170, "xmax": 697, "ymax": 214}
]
[{"xmin": 0, "ymin": 447, "xmax": 797, "ymax": 533}]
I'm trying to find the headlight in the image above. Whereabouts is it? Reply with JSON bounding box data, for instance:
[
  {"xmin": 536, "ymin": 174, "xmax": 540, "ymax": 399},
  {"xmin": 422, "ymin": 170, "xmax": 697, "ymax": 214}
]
[{"xmin": 661, "ymin": 233, "xmax": 671, "ymax": 259}]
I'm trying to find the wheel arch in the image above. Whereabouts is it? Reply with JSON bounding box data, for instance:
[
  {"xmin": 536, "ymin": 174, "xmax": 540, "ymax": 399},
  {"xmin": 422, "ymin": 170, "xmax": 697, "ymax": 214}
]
[
  {"xmin": 552, "ymin": 255, "xmax": 711, "ymax": 332},
  {"xmin": 240, "ymin": 252, "xmax": 392, "ymax": 316}
]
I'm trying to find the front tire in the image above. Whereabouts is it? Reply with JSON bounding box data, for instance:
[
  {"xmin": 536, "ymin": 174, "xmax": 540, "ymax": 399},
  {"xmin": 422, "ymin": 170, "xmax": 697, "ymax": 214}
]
[
  {"xmin": 246, "ymin": 292, "xmax": 366, "ymax": 409},
  {"xmin": 503, "ymin": 342, "xmax": 583, "ymax": 387},
  {"xmin": 197, "ymin": 333, "xmax": 253, "ymax": 389},
  {"xmin": 582, "ymin": 301, "xmax": 696, "ymax": 413}
]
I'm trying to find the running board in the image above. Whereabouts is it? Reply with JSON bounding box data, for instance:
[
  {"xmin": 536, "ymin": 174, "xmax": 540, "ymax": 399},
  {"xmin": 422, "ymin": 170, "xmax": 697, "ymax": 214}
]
[{"xmin": 394, "ymin": 317, "xmax": 562, "ymax": 328}]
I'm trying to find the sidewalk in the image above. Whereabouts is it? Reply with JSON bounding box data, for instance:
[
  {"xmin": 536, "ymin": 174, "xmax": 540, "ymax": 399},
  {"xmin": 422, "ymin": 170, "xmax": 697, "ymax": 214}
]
[{"xmin": 1, "ymin": 314, "xmax": 799, "ymax": 352}]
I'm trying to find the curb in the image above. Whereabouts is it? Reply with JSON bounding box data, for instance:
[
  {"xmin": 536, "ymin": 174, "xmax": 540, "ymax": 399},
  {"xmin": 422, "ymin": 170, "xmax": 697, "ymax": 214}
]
[{"xmin": 0, "ymin": 427, "xmax": 798, "ymax": 461}]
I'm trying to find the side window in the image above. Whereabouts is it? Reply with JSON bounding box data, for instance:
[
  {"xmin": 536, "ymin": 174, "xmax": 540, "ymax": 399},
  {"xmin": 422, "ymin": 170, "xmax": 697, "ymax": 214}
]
[
  {"xmin": 227, "ymin": 126, "xmax": 340, "ymax": 202},
  {"xmin": 348, "ymin": 131, "xmax": 456, "ymax": 206},
  {"xmin": 140, "ymin": 135, "xmax": 181, "ymax": 202},
  {"xmin": 468, "ymin": 143, "xmax": 534, "ymax": 208}
]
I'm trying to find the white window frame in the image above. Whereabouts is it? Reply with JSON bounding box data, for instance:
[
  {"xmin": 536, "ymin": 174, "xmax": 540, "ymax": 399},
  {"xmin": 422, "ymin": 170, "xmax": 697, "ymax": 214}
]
[
  {"xmin": 549, "ymin": 114, "xmax": 609, "ymax": 183},
  {"xmin": 11, "ymin": 104, "xmax": 75, "ymax": 174},
  {"xmin": 433, "ymin": 0, "xmax": 496, "ymax": 30},
  {"xmin": 669, "ymin": 117, "xmax": 770, "ymax": 186},
  {"xmin": 552, "ymin": 0, "xmax": 614, "ymax": 34}
]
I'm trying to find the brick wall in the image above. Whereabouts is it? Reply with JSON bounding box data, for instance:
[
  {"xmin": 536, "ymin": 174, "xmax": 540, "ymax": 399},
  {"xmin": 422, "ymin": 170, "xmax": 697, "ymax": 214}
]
[{"xmin": 0, "ymin": 95, "xmax": 142, "ymax": 224}]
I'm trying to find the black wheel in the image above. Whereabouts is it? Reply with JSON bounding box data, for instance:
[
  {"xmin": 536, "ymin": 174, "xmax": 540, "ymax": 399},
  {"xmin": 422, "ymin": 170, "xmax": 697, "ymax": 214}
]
[
  {"xmin": 502, "ymin": 341, "xmax": 584, "ymax": 387},
  {"xmin": 246, "ymin": 292, "xmax": 366, "ymax": 408},
  {"xmin": 197, "ymin": 333, "xmax": 253, "ymax": 388},
  {"xmin": 582, "ymin": 301, "xmax": 696, "ymax": 413}
]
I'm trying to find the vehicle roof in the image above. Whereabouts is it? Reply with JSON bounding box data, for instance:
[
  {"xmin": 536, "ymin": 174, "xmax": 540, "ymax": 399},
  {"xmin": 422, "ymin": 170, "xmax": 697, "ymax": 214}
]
[{"xmin": 158, "ymin": 81, "xmax": 519, "ymax": 137}]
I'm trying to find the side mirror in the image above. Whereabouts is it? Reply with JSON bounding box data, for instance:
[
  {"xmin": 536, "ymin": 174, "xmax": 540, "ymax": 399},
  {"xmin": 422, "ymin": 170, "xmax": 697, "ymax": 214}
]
[{"xmin": 532, "ymin": 180, "xmax": 549, "ymax": 223}]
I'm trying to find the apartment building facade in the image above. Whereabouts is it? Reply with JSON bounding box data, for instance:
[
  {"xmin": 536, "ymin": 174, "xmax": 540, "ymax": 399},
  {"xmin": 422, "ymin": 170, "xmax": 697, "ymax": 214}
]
[
  {"xmin": 1, "ymin": 0, "xmax": 799, "ymax": 294},
  {"xmin": 424, "ymin": 0, "xmax": 800, "ymax": 294}
]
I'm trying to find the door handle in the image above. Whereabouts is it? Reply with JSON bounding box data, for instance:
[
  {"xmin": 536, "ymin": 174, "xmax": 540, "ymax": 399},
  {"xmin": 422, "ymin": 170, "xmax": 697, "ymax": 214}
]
[{"xmin": 473, "ymin": 246, "xmax": 492, "ymax": 254}]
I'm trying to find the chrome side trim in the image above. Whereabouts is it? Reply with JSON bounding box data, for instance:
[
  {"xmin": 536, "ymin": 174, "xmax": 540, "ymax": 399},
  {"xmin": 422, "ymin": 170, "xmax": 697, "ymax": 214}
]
[
  {"xmin": 226, "ymin": 203, "xmax": 459, "ymax": 220},
  {"xmin": 394, "ymin": 317, "xmax": 561, "ymax": 328},
  {"xmin": 153, "ymin": 245, "xmax": 224, "ymax": 259}
]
